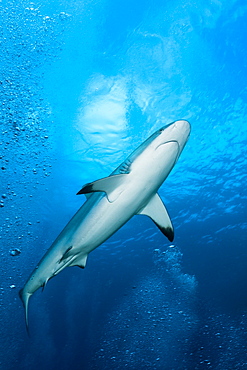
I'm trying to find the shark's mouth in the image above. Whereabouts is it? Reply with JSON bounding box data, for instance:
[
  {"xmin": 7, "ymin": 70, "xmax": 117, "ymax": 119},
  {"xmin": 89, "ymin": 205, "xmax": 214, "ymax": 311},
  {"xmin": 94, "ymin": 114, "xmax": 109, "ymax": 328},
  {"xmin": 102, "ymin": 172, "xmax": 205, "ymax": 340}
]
[
  {"xmin": 154, "ymin": 140, "xmax": 180, "ymax": 163},
  {"xmin": 156, "ymin": 139, "xmax": 180, "ymax": 151}
]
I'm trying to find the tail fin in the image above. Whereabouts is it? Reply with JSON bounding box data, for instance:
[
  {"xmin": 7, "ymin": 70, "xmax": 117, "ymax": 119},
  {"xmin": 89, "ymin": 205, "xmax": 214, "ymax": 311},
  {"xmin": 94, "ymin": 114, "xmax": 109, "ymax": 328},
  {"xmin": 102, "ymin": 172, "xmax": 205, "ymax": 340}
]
[{"xmin": 19, "ymin": 288, "xmax": 31, "ymax": 335}]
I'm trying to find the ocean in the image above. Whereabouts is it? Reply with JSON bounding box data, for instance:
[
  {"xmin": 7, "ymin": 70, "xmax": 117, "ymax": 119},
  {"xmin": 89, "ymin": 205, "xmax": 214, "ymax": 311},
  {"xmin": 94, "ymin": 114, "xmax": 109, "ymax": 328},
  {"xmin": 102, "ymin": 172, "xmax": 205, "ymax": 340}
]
[{"xmin": 1, "ymin": 0, "xmax": 247, "ymax": 369}]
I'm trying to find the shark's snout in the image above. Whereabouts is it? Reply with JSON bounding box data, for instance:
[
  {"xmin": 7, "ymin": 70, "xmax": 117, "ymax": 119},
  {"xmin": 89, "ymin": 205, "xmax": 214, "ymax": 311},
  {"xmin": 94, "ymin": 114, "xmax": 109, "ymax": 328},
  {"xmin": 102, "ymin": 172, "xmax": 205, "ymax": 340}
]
[
  {"xmin": 175, "ymin": 120, "xmax": 191, "ymax": 137},
  {"xmin": 168, "ymin": 120, "xmax": 191, "ymax": 151},
  {"xmin": 158, "ymin": 120, "xmax": 191, "ymax": 152}
]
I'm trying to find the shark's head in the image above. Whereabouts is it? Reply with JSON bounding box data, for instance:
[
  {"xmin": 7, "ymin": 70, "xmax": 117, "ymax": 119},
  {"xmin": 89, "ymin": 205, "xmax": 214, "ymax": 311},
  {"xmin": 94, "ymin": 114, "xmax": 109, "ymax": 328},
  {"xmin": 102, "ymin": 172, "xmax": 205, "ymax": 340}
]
[
  {"xmin": 117, "ymin": 120, "xmax": 191, "ymax": 176},
  {"xmin": 153, "ymin": 120, "xmax": 191, "ymax": 155}
]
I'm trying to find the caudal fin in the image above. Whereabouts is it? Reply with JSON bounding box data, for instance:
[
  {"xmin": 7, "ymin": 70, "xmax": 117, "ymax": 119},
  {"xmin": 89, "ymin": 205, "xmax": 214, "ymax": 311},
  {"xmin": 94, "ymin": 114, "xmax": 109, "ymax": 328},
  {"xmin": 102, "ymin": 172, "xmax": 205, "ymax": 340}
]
[{"xmin": 19, "ymin": 288, "xmax": 31, "ymax": 335}]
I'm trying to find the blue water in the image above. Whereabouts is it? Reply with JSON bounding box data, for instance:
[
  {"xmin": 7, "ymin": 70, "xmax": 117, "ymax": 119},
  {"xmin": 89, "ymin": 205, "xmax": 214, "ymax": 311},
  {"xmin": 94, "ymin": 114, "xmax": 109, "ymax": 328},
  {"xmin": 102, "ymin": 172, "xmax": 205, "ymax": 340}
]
[{"xmin": 1, "ymin": 0, "xmax": 247, "ymax": 369}]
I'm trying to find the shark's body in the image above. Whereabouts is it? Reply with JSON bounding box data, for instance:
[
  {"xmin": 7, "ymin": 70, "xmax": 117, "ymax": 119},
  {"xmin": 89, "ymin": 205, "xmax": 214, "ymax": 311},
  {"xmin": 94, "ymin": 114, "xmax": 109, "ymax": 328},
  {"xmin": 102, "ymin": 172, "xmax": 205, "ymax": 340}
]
[{"xmin": 19, "ymin": 120, "xmax": 191, "ymax": 329}]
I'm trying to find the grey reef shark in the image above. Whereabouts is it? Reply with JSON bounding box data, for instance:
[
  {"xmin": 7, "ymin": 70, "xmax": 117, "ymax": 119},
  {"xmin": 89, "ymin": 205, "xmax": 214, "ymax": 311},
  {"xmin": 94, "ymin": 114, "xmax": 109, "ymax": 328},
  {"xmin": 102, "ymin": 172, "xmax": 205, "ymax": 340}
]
[{"xmin": 19, "ymin": 119, "xmax": 191, "ymax": 331}]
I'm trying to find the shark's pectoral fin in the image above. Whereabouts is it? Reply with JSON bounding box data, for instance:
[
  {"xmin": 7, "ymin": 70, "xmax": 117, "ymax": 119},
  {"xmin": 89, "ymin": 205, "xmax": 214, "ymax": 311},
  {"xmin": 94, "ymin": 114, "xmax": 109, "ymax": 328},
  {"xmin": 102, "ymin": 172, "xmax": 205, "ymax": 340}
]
[
  {"xmin": 77, "ymin": 174, "xmax": 127, "ymax": 202},
  {"xmin": 138, "ymin": 193, "xmax": 174, "ymax": 242}
]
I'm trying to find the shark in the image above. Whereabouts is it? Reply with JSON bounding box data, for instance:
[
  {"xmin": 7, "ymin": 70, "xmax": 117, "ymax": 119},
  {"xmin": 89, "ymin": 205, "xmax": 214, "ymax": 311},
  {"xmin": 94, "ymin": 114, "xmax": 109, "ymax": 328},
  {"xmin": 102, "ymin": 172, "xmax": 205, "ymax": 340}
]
[{"xmin": 19, "ymin": 119, "xmax": 191, "ymax": 330}]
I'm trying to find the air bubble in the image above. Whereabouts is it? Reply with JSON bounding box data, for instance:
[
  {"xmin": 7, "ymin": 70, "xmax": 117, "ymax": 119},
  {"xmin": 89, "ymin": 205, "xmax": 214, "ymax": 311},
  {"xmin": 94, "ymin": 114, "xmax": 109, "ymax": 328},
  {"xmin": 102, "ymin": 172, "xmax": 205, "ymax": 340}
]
[
  {"xmin": 10, "ymin": 248, "xmax": 21, "ymax": 256},
  {"xmin": 59, "ymin": 12, "xmax": 71, "ymax": 20}
]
